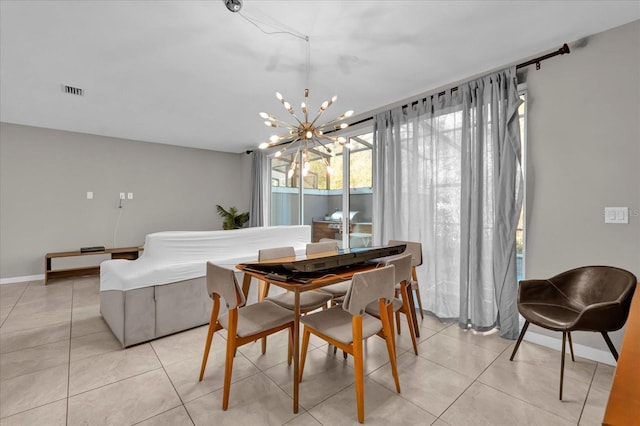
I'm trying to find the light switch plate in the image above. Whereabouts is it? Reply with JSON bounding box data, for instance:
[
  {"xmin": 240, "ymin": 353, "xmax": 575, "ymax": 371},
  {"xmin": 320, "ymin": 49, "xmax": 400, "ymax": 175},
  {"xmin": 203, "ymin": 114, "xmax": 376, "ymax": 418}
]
[{"xmin": 604, "ymin": 207, "xmax": 628, "ymax": 224}]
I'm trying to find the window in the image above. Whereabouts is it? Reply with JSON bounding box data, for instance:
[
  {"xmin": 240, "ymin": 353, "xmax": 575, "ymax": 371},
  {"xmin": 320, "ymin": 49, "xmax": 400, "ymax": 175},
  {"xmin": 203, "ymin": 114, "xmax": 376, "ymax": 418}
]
[{"xmin": 269, "ymin": 128, "xmax": 374, "ymax": 248}]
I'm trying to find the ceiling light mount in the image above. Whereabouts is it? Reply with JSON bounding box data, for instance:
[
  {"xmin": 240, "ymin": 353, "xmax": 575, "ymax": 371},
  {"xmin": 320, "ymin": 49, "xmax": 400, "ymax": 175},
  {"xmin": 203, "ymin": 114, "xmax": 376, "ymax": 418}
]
[{"xmin": 224, "ymin": 0, "xmax": 242, "ymax": 13}]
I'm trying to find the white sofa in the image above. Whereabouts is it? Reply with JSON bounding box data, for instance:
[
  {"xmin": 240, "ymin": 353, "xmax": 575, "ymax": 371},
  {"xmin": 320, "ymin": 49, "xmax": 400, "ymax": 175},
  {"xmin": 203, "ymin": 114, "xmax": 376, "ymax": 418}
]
[{"xmin": 100, "ymin": 225, "xmax": 310, "ymax": 347}]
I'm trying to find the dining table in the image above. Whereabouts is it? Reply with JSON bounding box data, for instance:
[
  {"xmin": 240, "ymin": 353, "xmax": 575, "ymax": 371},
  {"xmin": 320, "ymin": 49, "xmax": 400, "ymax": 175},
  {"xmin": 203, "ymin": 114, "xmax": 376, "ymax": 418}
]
[{"xmin": 237, "ymin": 258, "xmax": 382, "ymax": 413}]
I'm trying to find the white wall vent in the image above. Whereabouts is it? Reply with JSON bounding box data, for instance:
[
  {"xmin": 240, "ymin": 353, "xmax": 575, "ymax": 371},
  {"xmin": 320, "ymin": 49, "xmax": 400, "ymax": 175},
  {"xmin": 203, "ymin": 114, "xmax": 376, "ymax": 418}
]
[{"xmin": 62, "ymin": 84, "xmax": 83, "ymax": 96}]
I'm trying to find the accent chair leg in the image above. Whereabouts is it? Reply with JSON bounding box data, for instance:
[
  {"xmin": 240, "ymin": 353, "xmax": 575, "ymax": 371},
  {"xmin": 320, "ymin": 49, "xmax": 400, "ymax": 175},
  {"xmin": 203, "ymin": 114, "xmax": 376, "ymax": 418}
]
[
  {"xmin": 559, "ymin": 332, "xmax": 566, "ymax": 400},
  {"xmin": 601, "ymin": 332, "xmax": 619, "ymax": 361},
  {"xmin": 567, "ymin": 331, "xmax": 575, "ymax": 362},
  {"xmin": 510, "ymin": 320, "xmax": 529, "ymax": 361}
]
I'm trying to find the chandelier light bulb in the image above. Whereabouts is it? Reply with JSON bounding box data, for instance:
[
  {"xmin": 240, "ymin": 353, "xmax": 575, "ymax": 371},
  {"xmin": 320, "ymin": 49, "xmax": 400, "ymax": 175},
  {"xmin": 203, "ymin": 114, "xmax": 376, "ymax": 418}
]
[{"xmin": 258, "ymin": 89, "xmax": 353, "ymax": 177}]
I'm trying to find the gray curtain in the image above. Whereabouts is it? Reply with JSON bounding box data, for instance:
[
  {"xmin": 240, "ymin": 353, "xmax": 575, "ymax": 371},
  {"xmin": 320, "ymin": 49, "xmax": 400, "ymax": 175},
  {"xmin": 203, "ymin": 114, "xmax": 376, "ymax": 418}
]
[
  {"xmin": 249, "ymin": 150, "xmax": 268, "ymax": 227},
  {"xmin": 373, "ymin": 66, "xmax": 523, "ymax": 338}
]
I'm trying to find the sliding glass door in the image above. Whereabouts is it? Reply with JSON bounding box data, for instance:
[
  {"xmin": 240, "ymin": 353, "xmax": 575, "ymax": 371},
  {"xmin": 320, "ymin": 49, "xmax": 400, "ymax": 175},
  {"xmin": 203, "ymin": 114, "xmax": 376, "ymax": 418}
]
[{"xmin": 269, "ymin": 128, "xmax": 374, "ymax": 250}]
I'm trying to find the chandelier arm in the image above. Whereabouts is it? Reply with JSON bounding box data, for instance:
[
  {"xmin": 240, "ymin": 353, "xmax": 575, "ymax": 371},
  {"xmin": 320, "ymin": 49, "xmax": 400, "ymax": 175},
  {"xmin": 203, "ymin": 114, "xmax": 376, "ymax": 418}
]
[
  {"xmin": 309, "ymin": 108, "xmax": 328, "ymax": 127},
  {"xmin": 283, "ymin": 109, "xmax": 304, "ymax": 126},
  {"xmin": 309, "ymin": 139, "xmax": 333, "ymax": 158},
  {"xmin": 316, "ymin": 114, "xmax": 350, "ymax": 129},
  {"xmin": 271, "ymin": 120, "xmax": 298, "ymax": 130}
]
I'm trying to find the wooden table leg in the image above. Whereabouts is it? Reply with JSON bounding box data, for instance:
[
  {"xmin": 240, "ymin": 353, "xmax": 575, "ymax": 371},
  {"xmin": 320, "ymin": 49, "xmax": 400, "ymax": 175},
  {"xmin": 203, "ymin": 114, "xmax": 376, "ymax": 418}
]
[{"xmin": 293, "ymin": 289, "xmax": 300, "ymax": 413}]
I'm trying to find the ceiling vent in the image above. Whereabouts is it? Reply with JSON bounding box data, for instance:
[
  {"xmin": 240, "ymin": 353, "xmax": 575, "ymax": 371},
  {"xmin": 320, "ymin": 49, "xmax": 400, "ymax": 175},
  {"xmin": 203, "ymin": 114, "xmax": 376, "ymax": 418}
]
[{"xmin": 62, "ymin": 84, "xmax": 83, "ymax": 96}]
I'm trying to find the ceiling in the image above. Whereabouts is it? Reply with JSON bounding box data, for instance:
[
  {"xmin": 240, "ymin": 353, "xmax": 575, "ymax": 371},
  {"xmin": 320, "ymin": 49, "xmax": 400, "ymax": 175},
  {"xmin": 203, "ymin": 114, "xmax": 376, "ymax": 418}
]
[{"xmin": 1, "ymin": 1, "xmax": 638, "ymax": 154}]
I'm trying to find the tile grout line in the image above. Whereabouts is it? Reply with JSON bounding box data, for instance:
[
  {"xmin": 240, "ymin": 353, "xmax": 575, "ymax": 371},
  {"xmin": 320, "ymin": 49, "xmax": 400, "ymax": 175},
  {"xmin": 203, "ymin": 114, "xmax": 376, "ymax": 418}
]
[
  {"xmin": 140, "ymin": 342, "xmax": 195, "ymax": 425},
  {"xmin": 477, "ymin": 343, "xmax": 592, "ymax": 424},
  {"xmin": 429, "ymin": 329, "xmax": 511, "ymax": 422},
  {"xmin": 576, "ymin": 362, "xmax": 599, "ymax": 426}
]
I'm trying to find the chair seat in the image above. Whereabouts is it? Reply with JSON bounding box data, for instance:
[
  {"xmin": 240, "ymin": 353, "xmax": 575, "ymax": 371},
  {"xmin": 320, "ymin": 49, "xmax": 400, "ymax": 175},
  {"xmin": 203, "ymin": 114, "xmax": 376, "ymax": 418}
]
[
  {"xmin": 518, "ymin": 302, "xmax": 581, "ymax": 331},
  {"xmin": 301, "ymin": 306, "xmax": 382, "ymax": 344},
  {"xmin": 266, "ymin": 291, "xmax": 332, "ymax": 311},
  {"xmin": 319, "ymin": 280, "xmax": 352, "ymax": 297},
  {"xmin": 219, "ymin": 300, "xmax": 293, "ymax": 337},
  {"xmin": 365, "ymin": 298, "xmax": 403, "ymax": 316}
]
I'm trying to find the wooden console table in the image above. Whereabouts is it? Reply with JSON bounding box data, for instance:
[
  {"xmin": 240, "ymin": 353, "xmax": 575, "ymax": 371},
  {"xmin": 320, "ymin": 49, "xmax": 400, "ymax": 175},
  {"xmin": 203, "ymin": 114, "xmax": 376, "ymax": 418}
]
[{"xmin": 44, "ymin": 246, "xmax": 142, "ymax": 284}]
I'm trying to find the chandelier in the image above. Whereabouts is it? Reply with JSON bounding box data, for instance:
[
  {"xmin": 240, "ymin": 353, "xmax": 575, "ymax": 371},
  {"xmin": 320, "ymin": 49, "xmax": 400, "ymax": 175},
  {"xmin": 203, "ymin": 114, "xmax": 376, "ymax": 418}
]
[{"xmin": 258, "ymin": 89, "xmax": 354, "ymax": 178}]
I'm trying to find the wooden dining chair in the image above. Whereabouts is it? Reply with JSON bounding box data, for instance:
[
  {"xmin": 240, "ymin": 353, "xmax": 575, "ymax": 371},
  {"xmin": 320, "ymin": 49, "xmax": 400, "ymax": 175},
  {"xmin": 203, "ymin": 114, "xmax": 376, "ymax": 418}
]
[
  {"xmin": 365, "ymin": 253, "xmax": 419, "ymax": 355},
  {"xmin": 299, "ymin": 265, "xmax": 401, "ymax": 423},
  {"xmin": 258, "ymin": 246, "xmax": 333, "ymax": 353},
  {"xmin": 388, "ymin": 240, "xmax": 425, "ymax": 320},
  {"xmin": 198, "ymin": 262, "xmax": 294, "ymax": 410},
  {"xmin": 306, "ymin": 241, "xmax": 351, "ymax": 303}
]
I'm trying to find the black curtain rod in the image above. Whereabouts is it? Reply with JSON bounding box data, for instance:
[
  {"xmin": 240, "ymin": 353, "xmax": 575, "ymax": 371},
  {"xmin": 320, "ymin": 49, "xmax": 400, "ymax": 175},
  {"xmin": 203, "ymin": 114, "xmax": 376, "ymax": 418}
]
[{"xmin": 349, "ymin": 43, "xmax": 570, "ymax": 127}]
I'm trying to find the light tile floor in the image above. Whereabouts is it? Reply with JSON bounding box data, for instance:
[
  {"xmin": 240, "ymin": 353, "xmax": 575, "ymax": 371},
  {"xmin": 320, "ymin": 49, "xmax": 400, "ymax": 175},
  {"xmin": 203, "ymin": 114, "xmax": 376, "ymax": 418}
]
[{"xmin": 0, "ymin": 277, "xmax": 613, "ymax": 425}]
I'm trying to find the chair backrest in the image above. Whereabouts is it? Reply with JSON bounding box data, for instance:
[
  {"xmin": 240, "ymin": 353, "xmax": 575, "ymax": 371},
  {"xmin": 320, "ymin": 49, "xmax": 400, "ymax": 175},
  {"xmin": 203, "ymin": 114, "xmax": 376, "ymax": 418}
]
[
  {"xmin": 320, "ymin": 238, "xmax": 343, "ymax": 249},
  {"xmin": 551, "ymin": 266, "xmax": 637, "ymax": 308},
  {"xmin": 342, "ymin": 265, "xmax": 396, "ymax": 316},
  {"xmin": 388, "ymin": 240, "xmax": 422, "ymax": 267},
  {"xmin": 259, "ymin": 246, "xmax": 296, "ymax": 261},
  {"xmin": 207, "ymin": 262, "xmax": 245, "ymax": 309},
  {"xmin": 306, "ymin": 241, "xmax": 339, "ymax": 256},
  {"xmin": 384, "ymin": 253, "xmax": 413, "ymax": 285},
  {"xmin": 549, "ymin": 266, "xmax": 637, "ymax": 331}
]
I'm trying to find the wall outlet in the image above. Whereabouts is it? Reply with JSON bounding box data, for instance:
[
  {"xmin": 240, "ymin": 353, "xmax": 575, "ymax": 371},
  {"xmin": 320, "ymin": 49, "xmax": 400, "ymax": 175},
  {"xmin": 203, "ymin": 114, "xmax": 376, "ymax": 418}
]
[
  {"xmin": 86, "ymin": 191, "xmax": 93, "ymax": 200},
  {"xmin": 127, "ymin": 192, "xmax": 133, "ymax": 200},
  {"xmin": 119, "ymin": 192, "xmax": 125, "ymax": 200}
]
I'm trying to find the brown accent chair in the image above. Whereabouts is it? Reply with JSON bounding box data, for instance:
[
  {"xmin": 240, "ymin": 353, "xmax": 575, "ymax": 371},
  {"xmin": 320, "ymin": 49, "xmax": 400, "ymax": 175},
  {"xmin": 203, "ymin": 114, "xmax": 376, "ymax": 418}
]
[{"xmin": 510, "ymin": 265, "xmax": 637, "ymax": 400}]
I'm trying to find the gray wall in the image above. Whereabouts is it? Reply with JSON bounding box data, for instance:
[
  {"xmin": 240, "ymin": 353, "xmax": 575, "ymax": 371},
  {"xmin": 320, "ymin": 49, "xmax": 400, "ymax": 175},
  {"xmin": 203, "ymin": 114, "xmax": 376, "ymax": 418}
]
[
  {"xmin": 524, "ymin": 20, "xmax": 640, "ymax": 352},
  {"xmin": 0, "ymin": 123, "xmax": 252, "ymax": 279}
]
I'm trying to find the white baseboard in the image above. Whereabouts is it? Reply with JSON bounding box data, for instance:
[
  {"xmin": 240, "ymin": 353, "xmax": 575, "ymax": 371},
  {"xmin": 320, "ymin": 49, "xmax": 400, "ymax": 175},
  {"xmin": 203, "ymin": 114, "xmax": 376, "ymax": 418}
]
[
  {"xmin": 0, "ymin": 274, "xmax": 45, "ymax": 285},
  {"xmin": 524, "ymin": 331, "xmax": 616, "ymax": 366}
]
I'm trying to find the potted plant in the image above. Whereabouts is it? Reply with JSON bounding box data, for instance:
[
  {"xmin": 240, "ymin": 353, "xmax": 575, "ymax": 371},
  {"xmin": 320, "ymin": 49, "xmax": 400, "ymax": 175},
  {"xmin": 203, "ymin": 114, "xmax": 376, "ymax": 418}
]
[{"xmin": 216, "ymin": 205, "xmax": 250, "ymax": 230}]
